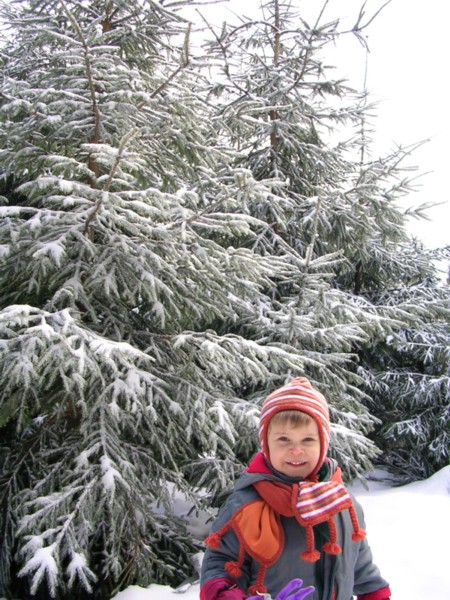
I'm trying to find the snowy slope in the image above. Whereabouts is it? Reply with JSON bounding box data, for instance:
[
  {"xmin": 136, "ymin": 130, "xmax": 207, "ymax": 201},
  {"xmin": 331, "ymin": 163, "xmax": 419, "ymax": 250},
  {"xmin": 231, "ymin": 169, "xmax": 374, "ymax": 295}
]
[{"xmin": 113, "ymin": 466, "xmax": 450, "ymax": 599}]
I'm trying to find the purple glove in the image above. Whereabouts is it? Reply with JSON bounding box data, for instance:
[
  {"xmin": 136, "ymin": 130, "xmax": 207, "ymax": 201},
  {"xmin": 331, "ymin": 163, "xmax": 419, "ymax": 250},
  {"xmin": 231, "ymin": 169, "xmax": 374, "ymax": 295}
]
[{"xmin": 248, "ymin": 578, "xmax": 315, "ymax": 600}]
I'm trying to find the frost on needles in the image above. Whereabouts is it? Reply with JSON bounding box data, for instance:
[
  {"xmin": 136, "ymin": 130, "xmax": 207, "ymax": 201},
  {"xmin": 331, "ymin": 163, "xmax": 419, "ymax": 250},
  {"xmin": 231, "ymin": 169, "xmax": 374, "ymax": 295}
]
[{"xmin": 0, "ymin": 1, "xmax": 449, "ymax": 598}]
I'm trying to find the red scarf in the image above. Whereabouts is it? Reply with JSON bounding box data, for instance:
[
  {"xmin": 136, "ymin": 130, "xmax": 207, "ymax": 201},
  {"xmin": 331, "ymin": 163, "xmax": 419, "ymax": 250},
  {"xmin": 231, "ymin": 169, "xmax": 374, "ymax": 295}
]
[{"xmin": 205, "ymin": 457, "xmax": 366, "ymax": 595}]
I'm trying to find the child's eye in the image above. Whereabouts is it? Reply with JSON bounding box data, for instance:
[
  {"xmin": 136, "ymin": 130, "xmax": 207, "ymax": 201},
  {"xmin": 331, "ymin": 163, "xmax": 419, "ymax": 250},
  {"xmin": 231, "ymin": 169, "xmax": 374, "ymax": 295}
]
[{"xmin": 277, "ymin": 436, "xmax": 290, "ymax": 443}]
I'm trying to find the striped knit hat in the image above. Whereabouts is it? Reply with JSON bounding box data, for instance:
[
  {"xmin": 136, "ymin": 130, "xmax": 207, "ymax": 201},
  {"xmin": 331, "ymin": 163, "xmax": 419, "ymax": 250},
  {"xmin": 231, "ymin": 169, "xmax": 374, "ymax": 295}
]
[{"xmin": 259, "ymin": 377, "xmax": 330, "ymax": 476}]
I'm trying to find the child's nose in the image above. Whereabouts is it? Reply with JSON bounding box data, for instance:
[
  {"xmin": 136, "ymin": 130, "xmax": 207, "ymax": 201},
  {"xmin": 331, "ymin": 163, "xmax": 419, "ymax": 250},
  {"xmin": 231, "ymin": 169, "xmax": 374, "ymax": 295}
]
[{"xmin": 290, "ymin": 443, "xmax": 304, "ymax": 454}]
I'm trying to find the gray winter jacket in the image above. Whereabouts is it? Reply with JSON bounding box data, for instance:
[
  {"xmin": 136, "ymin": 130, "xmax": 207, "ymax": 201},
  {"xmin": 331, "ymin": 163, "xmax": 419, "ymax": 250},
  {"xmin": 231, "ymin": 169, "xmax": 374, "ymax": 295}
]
[{"xmin": 201, "ymin": 457, "xmax": 389, "ymax": 600}]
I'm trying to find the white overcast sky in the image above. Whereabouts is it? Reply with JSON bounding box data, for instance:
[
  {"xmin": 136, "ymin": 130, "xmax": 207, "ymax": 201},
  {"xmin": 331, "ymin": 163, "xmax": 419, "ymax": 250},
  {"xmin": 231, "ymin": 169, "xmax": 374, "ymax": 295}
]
[
  {"xmin": 350, "ymin": 0, "xmax": 449, "ymax": 251},
  {"xmin": 187, "ymin": 0, "xmax": 449, "ymax": 253}
]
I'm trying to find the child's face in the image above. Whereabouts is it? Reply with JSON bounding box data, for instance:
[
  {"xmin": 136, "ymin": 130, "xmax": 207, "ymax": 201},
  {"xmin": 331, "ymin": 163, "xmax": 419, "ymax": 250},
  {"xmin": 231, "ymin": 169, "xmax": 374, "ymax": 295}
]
[{"xmin": 267, "ymin": 419, "xmax": 321, "ymax": 478}]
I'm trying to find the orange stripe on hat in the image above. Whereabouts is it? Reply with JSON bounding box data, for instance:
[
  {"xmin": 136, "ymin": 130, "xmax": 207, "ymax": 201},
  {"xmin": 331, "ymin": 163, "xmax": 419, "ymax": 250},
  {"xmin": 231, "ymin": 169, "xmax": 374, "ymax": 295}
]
[{"xmin": 259, "ymin": 377, "xmax": 330, "ymax": 476}]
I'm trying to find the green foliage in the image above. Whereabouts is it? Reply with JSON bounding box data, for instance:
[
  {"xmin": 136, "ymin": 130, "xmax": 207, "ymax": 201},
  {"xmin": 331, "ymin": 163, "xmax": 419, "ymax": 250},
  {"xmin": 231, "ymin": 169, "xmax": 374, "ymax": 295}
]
[
  {"xmin": 0, "ymin": 1, "xmax": 289, "ymax": 597},
  {"xmin": 1, "ymin": 0, "xmax": 449, "ymax": 598},
  {"xmin": 359, "ymin": 283, "xmax": 450, "ymax": 482},
  {"xmin": 199, "ymin": 0, "xmax": 449, "ymax": 480}
]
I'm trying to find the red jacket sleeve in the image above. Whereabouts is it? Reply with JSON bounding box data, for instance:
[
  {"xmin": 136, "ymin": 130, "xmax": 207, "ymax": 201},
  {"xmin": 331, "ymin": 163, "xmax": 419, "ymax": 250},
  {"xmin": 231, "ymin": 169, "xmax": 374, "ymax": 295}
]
[
  {"xmin": 357, "ymin": 586, "xmax": 391, "ymax": 600},
  {"xmin": 200, "ymin": 577, "xmax": 247, "ymax": 600}
]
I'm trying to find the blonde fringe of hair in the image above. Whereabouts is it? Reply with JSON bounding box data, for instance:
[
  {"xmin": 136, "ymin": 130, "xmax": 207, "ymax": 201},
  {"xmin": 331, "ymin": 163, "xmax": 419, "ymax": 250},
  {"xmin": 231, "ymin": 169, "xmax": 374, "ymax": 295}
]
[{"xmin": 268, "ymin": 410, "xmax": 314, "ymax": 432}]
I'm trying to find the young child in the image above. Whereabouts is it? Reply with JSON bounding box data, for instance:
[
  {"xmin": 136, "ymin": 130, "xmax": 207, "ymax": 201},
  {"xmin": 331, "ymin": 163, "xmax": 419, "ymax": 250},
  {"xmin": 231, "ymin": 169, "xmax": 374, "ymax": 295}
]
[{"xmin": 200, "ymin": 377, "xmax": 391, "ymax": 600}]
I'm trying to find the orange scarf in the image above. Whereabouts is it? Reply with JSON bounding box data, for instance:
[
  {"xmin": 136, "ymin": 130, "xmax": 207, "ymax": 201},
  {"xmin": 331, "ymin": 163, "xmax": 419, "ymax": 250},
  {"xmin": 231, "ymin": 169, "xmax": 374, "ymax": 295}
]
[{"xmin": 205, "ymin": 468, "xmax": 365, "ymax": 595}]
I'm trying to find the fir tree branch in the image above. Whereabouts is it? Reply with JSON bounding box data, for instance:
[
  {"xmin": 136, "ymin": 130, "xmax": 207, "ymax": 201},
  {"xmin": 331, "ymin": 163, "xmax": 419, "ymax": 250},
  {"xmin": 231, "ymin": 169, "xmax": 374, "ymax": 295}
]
[
  {"xmin": 284, "ymin": 0, "xmax": 331, "ymax": 95},
  {"xmin": 58, "ymin": 0, "xmax": 101, "ymax": 188},
  {"xmin": 83, "ymin": 128, "xmax": 139, "ymax": 237},
  {"xmin": 195, "ymin": 10, "xmax": 249, "ymax": 97},
  {"xmin": 305, "ymin": 196, "xmax": 322, "ymax": 268},
  {"xmin": 353, "ymin": 0, "xmax": 393, "ymax": 33},
  {"xmin": 150, "ymin": 23, "xmax": 191, "ymax": 99},
  {"xmin": 269, "ymin": 0, "xmax": 281, "ymax": 163}
]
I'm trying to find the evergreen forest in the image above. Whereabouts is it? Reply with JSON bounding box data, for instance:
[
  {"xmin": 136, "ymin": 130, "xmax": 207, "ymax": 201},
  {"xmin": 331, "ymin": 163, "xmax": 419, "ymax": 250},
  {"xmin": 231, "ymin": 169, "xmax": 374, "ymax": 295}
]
[{"xmin": 0, "ymin": 0, "xmax": 448, "ymax": 598}]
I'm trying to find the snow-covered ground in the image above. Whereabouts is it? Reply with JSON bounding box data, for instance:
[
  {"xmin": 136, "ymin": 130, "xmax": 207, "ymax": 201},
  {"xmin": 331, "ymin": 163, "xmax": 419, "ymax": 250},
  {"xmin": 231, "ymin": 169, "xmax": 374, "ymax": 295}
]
[{"xmin": 113, "ymin": 465, "xmax": 450, "ymax": 600}]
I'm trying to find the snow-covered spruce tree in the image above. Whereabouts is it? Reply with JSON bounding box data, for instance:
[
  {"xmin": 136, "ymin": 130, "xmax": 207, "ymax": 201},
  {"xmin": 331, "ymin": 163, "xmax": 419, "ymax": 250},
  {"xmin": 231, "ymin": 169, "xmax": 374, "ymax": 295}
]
[
  {"xmin": 324, "ymin": 33, "xmax": 450, "ymax": 482},
  {"xmin": 196, "ymin": 0, "xmax": 450, "ymax": 479},
  {"xmin": 356, "ymin": 241, "xmax": 450, "ymax": 482},
  {"xmin": 0, "ymin": 0, "xmax": 315, "ymax": 597},
  {"xmin": 186, "ymin": 1, "xmax": 387, "ymax": 478},
  {"xmin": 359, "ymin": 315, "xmax": 450, "ymax": 483}
]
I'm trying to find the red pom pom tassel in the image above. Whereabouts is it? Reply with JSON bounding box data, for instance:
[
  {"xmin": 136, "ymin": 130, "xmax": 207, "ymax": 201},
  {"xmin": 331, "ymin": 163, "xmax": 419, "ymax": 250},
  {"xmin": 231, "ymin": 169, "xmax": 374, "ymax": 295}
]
[
  {"xmin": 205, "ymin": 533, "xmax": 221, "ymax": 549},
  {"xmin": 300, "ymin": 549, "xmax": 321, "ymax": 562},
  {"xmin": 352, "ymin": 528, "xmax": 367, "ymax": 542},
  {"xmin": 225, "ymin": 561, "xmax": 243, "ymax": 578},
  {"xmin": 323, "ymin": 541, "xmax": 342, "ymax": 555},
  {"xmin": 349, "ymin": 506, "xmax": 367, "ymax": 542},
  {"xmin": 249, "ymin": 584, "xmax": 267, "ymax": 596}
]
